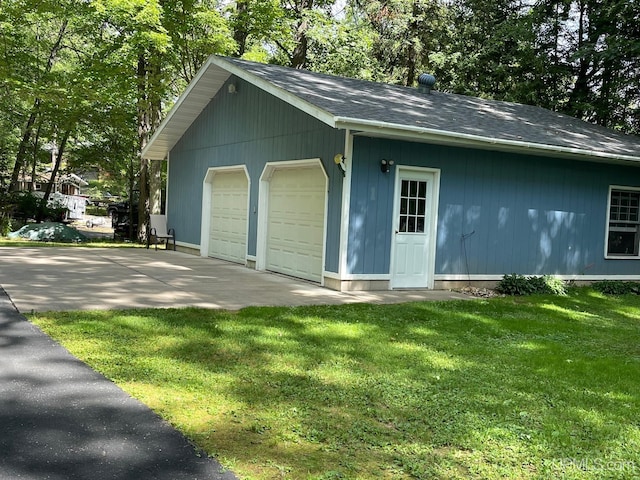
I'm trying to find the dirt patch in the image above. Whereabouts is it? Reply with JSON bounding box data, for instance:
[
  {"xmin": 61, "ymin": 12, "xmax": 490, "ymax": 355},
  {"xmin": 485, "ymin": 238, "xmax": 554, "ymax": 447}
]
[
  {"xmin": 455, "ymin": 286, "xmax": 504, "ymax": 298},
  {"xmin": 70, "ymin": 216, "xmax": 114, "ymax": 240}
]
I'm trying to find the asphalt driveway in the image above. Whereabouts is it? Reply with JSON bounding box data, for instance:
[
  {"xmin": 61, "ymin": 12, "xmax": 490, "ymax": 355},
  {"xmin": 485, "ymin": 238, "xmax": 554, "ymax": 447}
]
[
  {"xmin": 0, "ymin": 286, "xmax": 236, "ymax": 480},
  {"xmin": 0, "ymin": 247, "xmax": 469, "ymax": 313}
]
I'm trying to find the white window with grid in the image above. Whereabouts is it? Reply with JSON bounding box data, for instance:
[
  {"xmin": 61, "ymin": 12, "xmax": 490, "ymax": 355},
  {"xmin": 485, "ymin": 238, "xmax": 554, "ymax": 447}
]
[{"xmin": 606, "ymin": 186, "xmax": 640, "ymax": 258}]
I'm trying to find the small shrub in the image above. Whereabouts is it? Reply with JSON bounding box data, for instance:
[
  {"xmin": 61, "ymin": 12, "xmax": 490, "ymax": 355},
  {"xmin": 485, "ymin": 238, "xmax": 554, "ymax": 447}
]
[
  {"xmin": 496, "ymin": 274, "xmax": 535, "ymax": 295},
  {"xmin": 0, "ymin": 215, "xmax": 10, "ymax": 236},
  {"xmin": 591, "ymin": 281, "xmax": 640, "ymax": 295},
  {"xmin": 496, "ymin": 274, "xmax": 567, "ymax": 296},
  {"xmin": 541, "ymin": 275, "xmax": 568, "ymax": 296}
]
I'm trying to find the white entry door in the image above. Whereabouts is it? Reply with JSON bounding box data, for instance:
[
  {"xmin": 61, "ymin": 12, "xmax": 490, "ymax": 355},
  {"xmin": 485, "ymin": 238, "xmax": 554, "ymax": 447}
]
[{"xmin": 391, "ymin": 169, "xmax": 438, "ymax": 289}]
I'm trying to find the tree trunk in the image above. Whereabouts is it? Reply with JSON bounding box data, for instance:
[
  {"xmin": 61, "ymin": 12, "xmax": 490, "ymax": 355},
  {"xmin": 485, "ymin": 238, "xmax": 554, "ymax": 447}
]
[
  {"xmin": 137, "ymin": 52, "xmax": 163, "ymax": 242},
  {"xmin": 9, "ymin": 101, "xmax": 40, "ymax": 192},
  {"xmin": 404, "ymin": 1, "xmax": 420, "ymax": 86},
  {"xmin": 29, "ymin": 122, "xmax": 43, "ymax": 192},
  {"xmin": 566, "ymin": 0, "xmax": 593, "ymax": 120},
  {"xmin": 290, "ymin": 0, "xmax": 313, "ymax": 69},
  {"xmin": 148, "ymin": 58, "xmax": 163, "ymax": 215},
  {"xmin": 9, "ymin": 20, "xmax": 68, "ymax": 192},
  {"xmin": 137, "ymin": 54, "xmax": 151, "ymax": 242},
  {"xmin": 233, "ymin": 0, "xmax": 249, "ymax": 57},
  {"xmin": 149, "ymin": 160, "xmax": 162, "ymax": 214}
]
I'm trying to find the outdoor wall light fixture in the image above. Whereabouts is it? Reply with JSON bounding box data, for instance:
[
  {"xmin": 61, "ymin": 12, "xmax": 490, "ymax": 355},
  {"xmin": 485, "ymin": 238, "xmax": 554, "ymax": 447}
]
[
  {"xmin": 380, "ymin": 158, "xmax": 394, "ymax": 173},
  {"xmin": 334, "ymin": 153, "xmax": 346, "ymax": 177},
  {"xmin": 227, "ymin": 83, "xmax": 237, "ymax": 94}
]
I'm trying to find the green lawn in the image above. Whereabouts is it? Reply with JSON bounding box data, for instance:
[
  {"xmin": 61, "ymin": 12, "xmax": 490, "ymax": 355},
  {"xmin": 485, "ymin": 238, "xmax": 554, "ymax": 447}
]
[{"xmin": 29, "ymin": 289, "xmax": 640, "ymax": 479}]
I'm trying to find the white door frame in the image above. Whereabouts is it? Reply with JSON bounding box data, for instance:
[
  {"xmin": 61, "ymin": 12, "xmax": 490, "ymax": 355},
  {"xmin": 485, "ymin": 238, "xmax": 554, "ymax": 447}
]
[
  {"xmin": 200, "ymin": 165, "xmax": 250, "ymax": 259},
  {"xmin": 390, "ymin": 166, "xmax": 440, "ymax": 289},
  {"xmin": 256, "ymin": 158, "xmax": 328, "ymax": 284}
]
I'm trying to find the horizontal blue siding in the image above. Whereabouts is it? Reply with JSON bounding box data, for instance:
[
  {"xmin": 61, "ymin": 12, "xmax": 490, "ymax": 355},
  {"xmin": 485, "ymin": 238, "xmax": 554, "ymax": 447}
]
[
  {"xmin": 167, "ymin": 76, "xmax": 345, "ymax": 273},
  {"xmin": 348, "ymin": 137, "xmax": 640, "ymax": 276}
]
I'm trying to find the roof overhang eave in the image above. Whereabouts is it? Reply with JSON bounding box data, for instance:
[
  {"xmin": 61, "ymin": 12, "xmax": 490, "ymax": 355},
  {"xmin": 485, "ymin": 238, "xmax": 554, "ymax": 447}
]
[
  {"xmin": 334, "ymin": 116, "xmax": 640, "ymax": 165},
  {"xmin": 141, "ymin": 58, "xmax": 233, "ymax": 160}
]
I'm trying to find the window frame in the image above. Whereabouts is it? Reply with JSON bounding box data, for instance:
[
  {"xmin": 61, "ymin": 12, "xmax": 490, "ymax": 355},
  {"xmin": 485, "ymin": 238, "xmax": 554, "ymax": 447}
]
[{"xmin": 605, "ymin": 185, "xmax": 640, "ymax": 259}]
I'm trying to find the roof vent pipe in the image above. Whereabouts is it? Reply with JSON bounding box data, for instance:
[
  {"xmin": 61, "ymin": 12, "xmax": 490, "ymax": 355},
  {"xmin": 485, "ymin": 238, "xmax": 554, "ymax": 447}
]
[{"xmin": 417, "ymin": 73, "xmax": 436, "ymax": 94}]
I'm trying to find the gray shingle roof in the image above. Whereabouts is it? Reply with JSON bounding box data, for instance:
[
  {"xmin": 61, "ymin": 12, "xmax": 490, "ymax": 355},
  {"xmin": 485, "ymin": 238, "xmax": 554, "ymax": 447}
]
[
  {"xmin": 142, "ymin": 56, "xmax": 639, "ymax": 162},
  {"xmin": 225, "ymin": 57, "xmax": 639, "ymax": 161}
]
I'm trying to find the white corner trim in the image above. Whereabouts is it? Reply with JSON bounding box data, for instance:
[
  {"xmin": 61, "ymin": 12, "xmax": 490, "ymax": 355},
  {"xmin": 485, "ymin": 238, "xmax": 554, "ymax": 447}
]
[
  {"xmin": 338, "ymin": 130, "xmax": 353, "ymax": 277},
  {"xmin": 164, "ymin": 151, "xmax": 170, "ymax": 215}
]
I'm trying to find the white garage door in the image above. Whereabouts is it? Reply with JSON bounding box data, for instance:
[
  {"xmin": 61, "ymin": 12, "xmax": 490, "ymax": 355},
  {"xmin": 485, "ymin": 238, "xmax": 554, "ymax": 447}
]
[
  {"xmin": 266, "ymin": 165, "xmax": 326, "ymax": 282},
  {"xmin": 209, "ymin": 170, "xmax": 248, "ymax": 263}
]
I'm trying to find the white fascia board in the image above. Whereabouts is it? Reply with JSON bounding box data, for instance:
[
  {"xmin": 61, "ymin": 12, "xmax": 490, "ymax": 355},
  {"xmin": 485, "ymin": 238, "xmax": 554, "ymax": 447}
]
[
  {"xmin": 142, "ymin": 59, "xmax": 231, "ymax": 160},
  {"xmin": 334, "ymin": 116, "xmax": 640, "ymax": 165},
  {"xmin": 210, "ymin": 57, "xmax": 336, "ymax": 128}
]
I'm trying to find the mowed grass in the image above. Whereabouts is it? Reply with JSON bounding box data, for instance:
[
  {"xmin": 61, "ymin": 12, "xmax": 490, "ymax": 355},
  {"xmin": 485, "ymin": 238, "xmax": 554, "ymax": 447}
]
[{"xmin": 29, "ymin": 289, "xmax": 640, "ymax": 479}]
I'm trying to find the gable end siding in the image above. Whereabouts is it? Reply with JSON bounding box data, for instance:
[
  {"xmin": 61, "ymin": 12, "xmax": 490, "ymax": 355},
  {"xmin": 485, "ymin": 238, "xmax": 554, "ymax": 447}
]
[{"xmin": 167, "ymin": 77, "xmax": 345, "ymax": 273}]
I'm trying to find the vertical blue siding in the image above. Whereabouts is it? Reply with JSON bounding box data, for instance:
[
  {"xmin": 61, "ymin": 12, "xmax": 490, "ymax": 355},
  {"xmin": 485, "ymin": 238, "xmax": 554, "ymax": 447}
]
[
  {"xmin": 348, "ymin": 136, "xmax": 640, "ymax": 276},
  {"xmin": 168, "ymin": 77, "xmax": 345, "ymax": 273}
]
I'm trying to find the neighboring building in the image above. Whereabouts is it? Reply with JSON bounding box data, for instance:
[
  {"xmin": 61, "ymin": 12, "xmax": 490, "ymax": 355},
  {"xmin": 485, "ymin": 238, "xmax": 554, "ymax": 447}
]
[
  {"xmin": 15, "ymin": 172, "xmax": 88, "ymax": 196},
  {"xmin": 142, "ymin": 56, "xmax": 640, "ymax": 291},
  {"xmin": 16, "ymin": 172, "xmax": 88, "ymax": 221},
  {"xmin": 58, "ymin": 173, "xmax": 88, "ymax": 196}
]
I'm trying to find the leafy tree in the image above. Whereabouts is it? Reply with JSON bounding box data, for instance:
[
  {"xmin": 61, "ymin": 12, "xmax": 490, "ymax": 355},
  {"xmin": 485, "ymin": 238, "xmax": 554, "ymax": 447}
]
[
  {"xmin": 353, "ymin": 0, "xmax": 452, "ymax": 86},
  {"xmin": 305, "ymin": 5, "xmax": 380, "ymax": 79},
  {"xmin": 93, "ymin": 0, "xmax": 233, "ymax": 240}
]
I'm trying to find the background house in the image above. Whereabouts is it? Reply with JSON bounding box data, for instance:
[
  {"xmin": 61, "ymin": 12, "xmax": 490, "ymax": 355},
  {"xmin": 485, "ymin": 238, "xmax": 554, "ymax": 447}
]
[
  {"xmin": 15, "ymin": 172, "xmax": 88, "ymax": 221},
  {"xmin": 143, "ymin": 56, "xmax": 640, "ymax": 291}
]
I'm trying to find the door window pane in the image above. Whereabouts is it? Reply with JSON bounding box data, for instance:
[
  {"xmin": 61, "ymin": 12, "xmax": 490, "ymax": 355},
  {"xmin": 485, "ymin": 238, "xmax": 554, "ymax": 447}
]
[
  {"xmin": 418, "ymin": 181, "xmax": 426, "ymax": 198},
  {"xmin": 398, "ymin": 179, "xmax": 428, "ymax": 233},
  {"xmin": 401, "ymin": 181, "xmax": 408, "ymax": 196}
]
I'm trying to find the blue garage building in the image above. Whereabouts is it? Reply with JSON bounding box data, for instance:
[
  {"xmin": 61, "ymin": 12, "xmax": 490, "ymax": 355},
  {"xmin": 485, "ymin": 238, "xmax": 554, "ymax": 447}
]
[{"xmin": 142, "ymin": 56, "xmax": 640, "ymax": 291}]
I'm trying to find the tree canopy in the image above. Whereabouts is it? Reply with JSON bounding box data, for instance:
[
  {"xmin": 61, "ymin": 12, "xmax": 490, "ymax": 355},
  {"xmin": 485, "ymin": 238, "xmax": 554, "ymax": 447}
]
[{"xmin": 1, "ymin": 0, "xmax": 638, "ymax": 234}]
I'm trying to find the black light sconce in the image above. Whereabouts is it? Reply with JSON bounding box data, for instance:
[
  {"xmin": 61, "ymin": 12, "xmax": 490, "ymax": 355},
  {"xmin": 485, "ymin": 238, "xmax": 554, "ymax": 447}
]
[
  {"xmin": 334, "ymin": 153, "xmax": 346, "ymax": 177},
  {"xmin": 380, "ymin": 158, "xmax": 395, "ymax": 173}
]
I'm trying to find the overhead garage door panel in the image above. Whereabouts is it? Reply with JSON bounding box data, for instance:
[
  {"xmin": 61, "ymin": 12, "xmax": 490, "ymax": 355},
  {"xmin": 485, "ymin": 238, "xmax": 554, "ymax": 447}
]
[
  {"xmin": 209, "ymin": 170, "xmax": 248, "ymax": 263},
  {"xmin": 267, "ymin": 166, "xmax": 325, "ymax": 282}
]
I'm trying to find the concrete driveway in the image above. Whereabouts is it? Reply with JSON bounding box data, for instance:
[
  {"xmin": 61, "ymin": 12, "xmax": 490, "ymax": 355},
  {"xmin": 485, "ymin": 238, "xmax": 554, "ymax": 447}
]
[{"xmin": 0, "ymin": 247, "xmax": 470, "ymax": 313}]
